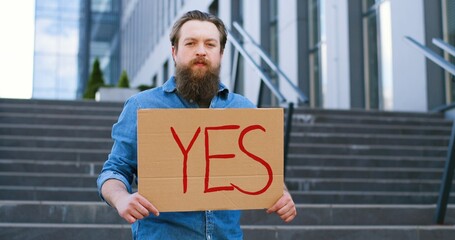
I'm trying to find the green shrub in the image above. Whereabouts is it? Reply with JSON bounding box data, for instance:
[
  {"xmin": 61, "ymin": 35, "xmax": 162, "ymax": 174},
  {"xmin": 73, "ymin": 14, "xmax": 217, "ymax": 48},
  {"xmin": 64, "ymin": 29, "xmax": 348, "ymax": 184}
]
[
  {"xmin": 83, "ymin": 58, "xmax": 105, "ymax": 99},
  {"xmin": 117, "ymin": 70, "xmax": 130, "ymax": 88}
]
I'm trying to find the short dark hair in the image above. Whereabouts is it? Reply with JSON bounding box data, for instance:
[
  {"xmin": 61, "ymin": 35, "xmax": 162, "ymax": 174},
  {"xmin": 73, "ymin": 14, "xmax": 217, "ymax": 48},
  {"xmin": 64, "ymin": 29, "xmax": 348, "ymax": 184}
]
[{"xmin": 169, "ymin": 10, "xmax": 227, "ymax": 53}]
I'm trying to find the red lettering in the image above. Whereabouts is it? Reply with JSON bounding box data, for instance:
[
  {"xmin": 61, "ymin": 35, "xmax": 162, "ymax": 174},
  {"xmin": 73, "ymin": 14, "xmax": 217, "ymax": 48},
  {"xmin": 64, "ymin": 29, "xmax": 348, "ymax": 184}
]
[
  {"xmin": 233, "ymin": 125, "xmax": 273, "ymax": 195},
  {"xmin": 204, "ymin": 125, "xmax": 240, "ymax": 193},
  {"xmin": 170, "ymin": 127, "xmax": 201, "ymax": 193},
  {"xmin": 172, "ymin": 124, "xmax": 272, "ymax": 196}
]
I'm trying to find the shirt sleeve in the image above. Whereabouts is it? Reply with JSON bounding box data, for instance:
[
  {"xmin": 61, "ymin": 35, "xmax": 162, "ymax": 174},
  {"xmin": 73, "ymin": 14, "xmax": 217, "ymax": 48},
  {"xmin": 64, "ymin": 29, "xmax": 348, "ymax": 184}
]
[{"xmin": 97, "ymin": 97, "xmax": 140, "ymax": 202}]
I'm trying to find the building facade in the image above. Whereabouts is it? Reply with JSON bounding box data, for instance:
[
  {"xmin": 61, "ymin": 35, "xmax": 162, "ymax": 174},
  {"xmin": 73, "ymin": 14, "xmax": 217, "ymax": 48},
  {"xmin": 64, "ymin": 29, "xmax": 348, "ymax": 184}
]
[
  {"xmin": 121, "ymin": 0, "xmax": 454, "ymax": 112},
  {"xmin": 33, "ymin": 0, "xmax": 454, "ymax": 112},
  {"xmin": 33, "ymin": 0, "xmax": 121, "ymax": 100}
]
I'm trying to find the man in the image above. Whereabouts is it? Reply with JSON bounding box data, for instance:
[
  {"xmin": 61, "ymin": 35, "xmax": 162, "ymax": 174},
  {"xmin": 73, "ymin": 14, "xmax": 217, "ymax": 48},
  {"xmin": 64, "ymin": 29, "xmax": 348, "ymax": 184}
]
[{"xmin": 97, "ymin": 10, "xmax": 297, "ymax": 239}]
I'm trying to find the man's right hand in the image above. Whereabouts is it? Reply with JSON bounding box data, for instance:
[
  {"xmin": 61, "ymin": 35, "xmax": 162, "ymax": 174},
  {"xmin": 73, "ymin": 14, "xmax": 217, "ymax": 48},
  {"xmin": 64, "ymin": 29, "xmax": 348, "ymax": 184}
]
[{"xmin": 101, "ymin": 179, "xmax": 160, "ymax": 224}]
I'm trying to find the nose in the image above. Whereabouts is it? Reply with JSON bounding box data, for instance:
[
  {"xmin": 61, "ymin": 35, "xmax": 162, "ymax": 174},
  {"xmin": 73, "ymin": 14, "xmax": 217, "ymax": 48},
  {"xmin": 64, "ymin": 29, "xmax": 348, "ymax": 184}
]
[{"xmin": 195, "ymin": 44, "xmax": 207, "ymax": 57}]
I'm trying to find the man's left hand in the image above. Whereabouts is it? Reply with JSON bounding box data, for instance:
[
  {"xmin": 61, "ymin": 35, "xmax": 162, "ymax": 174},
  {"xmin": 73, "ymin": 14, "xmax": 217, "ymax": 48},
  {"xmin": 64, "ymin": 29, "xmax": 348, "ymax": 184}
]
[{"xmin": 266, "ymin": 189, "xmax": 297, "ymax": 223}]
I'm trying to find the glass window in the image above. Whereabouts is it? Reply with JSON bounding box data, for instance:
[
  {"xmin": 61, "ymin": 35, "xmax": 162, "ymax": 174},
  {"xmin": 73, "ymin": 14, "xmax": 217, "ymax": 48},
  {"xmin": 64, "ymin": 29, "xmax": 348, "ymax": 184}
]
[
  {"xmin": 59, "ymin": 21, "xmax": 80, "ymax": 55},
  {"xmin": 34, "ymin": 18, "xmax": 59, "ymax": 54},
  {"xmin": 92, "ymin": 0, "xmax": 113, "ymax": 12},
  {"xmin": 36, "ymin": 0, "xmax": 59, "ymax": 11},
  {"xmin": 33, "ymin": 54, "xmax": 58, "ymax": 98},
  {"xmin": 308, "ymin": 0, "xmax": 323, "ymax": 108},
  {"xmin": 362, "ymin": 0, "xmax": 380, "ymax": 109},
  {"xmin": 58, "ymin": 56, "xmax": 78, "ymax": 89},
  {"xmin": 260, "ymin": 0, "xmax": 279, "ymax": 106}
]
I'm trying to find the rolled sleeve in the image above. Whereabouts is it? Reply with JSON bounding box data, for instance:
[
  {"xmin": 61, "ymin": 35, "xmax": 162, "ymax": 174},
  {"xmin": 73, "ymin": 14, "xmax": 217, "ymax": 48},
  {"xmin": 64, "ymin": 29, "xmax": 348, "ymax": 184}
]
[
  {"xmin": 97, "ymin": 97, "xmax": 140, "ymax": 203},
  {"xmin": 97, "ymin": 170, "xmax": 133, "ymax": 202}
]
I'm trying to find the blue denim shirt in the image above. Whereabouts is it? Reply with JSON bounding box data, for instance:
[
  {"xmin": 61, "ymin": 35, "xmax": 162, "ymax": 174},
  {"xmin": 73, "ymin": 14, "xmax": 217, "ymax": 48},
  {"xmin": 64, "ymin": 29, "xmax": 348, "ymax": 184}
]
[{"xmin": 97, "ymin": 77, "xmax": 255, "ymax": 239}]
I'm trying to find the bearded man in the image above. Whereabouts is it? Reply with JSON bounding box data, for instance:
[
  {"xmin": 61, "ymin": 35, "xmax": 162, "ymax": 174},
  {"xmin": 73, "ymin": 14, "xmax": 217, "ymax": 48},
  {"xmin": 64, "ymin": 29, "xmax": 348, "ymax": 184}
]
[{"xmin": 97, "ymin": 10, "xmax": 296, "ymax": 240}]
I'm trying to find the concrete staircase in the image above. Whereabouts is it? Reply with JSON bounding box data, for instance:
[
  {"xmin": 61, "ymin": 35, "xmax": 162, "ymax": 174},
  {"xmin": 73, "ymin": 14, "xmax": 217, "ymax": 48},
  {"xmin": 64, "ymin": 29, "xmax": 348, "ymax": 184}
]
[
  {"xmin": 242, "ymin": 108, "xmax": 455, "ymax": 239},
  {"xmin": 1, "ymin": 98, "xmax": 454, "ymax": 240}
]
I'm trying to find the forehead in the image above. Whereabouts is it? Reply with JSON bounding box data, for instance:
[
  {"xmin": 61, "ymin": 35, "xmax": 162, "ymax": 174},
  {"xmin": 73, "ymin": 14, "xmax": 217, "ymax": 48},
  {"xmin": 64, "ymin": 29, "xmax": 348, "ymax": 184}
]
[{"xmin": 179, "ymin": 20, "xmax": 220, "ymax": 42}]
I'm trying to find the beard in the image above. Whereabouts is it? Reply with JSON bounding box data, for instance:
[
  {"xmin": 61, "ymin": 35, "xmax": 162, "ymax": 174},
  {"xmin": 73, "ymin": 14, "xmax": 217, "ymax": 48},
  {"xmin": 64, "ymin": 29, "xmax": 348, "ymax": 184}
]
[{"xmin": 175, "ymin": 57, "xmax": 220, "ymax": 103}]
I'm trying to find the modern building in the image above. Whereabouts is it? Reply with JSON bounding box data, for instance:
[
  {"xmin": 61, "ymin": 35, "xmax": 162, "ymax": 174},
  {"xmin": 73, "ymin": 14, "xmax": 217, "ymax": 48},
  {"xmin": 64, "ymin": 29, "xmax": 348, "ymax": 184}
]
[
  {"xmin": 122, "ymin": 0, "xmax": 454, "ymax": 112},
  {"xmin": 33, "ymin": 0, "xmax": 454, "ymax": 112},
  {"xmin": 33, "ymin": 0, "xmax": 82, "ymax": 99},
  {"xmin": 33, "ymin": 0, "xmax": 121, "ymax": 100}
]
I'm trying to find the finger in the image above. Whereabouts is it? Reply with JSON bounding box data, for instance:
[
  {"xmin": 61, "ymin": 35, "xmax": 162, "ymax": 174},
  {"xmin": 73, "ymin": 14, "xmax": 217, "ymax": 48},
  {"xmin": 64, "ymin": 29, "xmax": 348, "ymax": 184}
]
[
  {"xmin": 283, "ymin": 210, "xmax": 297, "ymax": 223},
  {"xmin": 131, "ymin": 202, "xmax": 151, "ymax": 218},
  {"xmin": 125, "ymin": 215, "xmax": 137, "ymax": 224},
  {"xmin": 267, "ymin": 195, "xmax": 289, "ymax": 214},
  {"xmin": 279, "ymin": 207, "xmax": 296, "ymax": 222},
  {"xmin": 275, "ymin": 203, "xmax": 291, "ymax": 216},
  {"xmin": 121, "ymin": 209, "xmax": 139, "ymax": 224},
  {"xmin": 129, "ymin": 206, "xmax": 148, "ymax": 220},
  {"xmin": 137, "ymin": 194, "xmax": 160, "ymax": 216}
]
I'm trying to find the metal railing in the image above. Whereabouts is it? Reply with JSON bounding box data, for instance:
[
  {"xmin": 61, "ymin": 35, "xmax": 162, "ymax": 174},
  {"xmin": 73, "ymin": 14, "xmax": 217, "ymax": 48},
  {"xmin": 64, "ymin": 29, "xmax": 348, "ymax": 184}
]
[
  {"xmin": 404, "ymin": 36, "xmax": 455, "ymax": 224},
  {"xmin": 227, "ymin": 23, "xmax": 309, "ymax": 177},
  {"xmin": 232, "ymin": 22, "xmax": 309, "ymax": 104},
  {"xmin": 404, "ymin": 37, "xmax": 455, "ymax": 76}
]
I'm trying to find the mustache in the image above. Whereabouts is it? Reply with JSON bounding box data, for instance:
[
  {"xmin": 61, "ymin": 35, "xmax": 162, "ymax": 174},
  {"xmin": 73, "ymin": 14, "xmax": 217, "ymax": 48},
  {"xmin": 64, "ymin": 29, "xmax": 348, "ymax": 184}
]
[{"xmin": 190, "ymin": 57, "xmax": 209, "ymax": 65}]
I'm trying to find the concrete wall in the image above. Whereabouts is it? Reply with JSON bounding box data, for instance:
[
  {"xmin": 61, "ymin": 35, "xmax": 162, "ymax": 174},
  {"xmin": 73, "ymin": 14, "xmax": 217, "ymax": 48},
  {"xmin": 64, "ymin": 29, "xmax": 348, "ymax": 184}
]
[
  {"xmin": 322, "ymin": 0, "xmax": 351, "ymax": 109},
  {"xmin": 278, "ymin": 0, "xmax": 299, "ymax": 104},
  {"xmin": 389, "ymin": 0, "xmax": 427, "ymax": 111}
]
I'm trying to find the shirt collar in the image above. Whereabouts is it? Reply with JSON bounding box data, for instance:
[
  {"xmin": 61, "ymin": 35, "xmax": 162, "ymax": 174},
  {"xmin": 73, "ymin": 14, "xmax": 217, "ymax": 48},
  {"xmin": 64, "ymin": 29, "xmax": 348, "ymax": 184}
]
[{"xmin": 163, "ymin": 76, "xmax": 229, "ymax": 96}]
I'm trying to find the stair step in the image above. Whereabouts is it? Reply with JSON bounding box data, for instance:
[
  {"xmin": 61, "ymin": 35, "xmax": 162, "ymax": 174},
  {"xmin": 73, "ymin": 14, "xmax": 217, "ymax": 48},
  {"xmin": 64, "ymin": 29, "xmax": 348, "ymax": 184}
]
[
  {"xmin": 292, "ymin": 112, "xmax": 452, "ymax": 127},
  {"xmin": 289, "ymin": 143, "xmax": 447, "ymax": 157},
  {"xmin": 0, "ymin": 201, "xmax": 123, "ymax": 224},
  {"xmin": 0, "ymin": 98, "xmax": 123, "ymax": 108},
  {"xmin": 285, "ymin": 178, "xmax": 455, "ymax": 192},
  {"xmin": 287, "ymin": 154, "xmax": 446, "ymax": 168},
  {"xmin": 241, "ymin": 204, "xmax": 455, "ymax": 225},
  {"xmin": 291, "ymin": 123, "xmax": 451, "ymax": 136},
  {"xmin": 0, "ymin": 112, "xmax": 117, "ymax": 126},
  {"xmin": 286, "ymin": 166, "xmax": 443, "ymax": 179},
  {"xmin": 290, "ymin": 132, "xmax": 449, "ymax": 147},
  {"xmin": 290, "ymin": 191, "xmax": 455, "ymax": 204},
  {"xmin": 0, "ymin": 146, "xmax": 109, "ymax": 161},
  {"xmin": 242, "ymin": 225, "xmax": 455, "ymax": 240},
  {"xmin": 0, "ymin": 172, "xmax": 98, "ymax": 187},
  {"xmin": 0, "ymin": 135, "xmax": 112, "ymax": 149},
  {"xmin": 0, "ymin": 123, "xmax": 112, "ymax": 138},
  {"xmin": 0, "ymin": 223, "xmax": 131, "ymax": 240},
  {"xmin": 0, "ymin": 101, "xmax": 122, "ymax": 116},
  {"xmin": 292, "ymin": 108, "xmax": 445, "ymax": 119},
  {"xmin": 0, "ymin": 186, "xmax": 100, "ymax": 201},
  {"xmin": 0, "ymin": 159, "xmax": 103, "ymax": 174}
]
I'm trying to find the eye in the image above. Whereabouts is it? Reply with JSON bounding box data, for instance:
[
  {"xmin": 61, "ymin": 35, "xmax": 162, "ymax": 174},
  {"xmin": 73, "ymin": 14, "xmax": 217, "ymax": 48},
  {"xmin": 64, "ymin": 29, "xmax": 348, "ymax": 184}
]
[{"xmin": 185, "ymin": 42, "xmax": 194, "ymax": 46}]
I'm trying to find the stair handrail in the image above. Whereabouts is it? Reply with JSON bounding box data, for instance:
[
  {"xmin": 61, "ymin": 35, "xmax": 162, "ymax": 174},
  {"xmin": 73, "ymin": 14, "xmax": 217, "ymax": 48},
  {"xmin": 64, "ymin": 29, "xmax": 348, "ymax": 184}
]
[
  {"xmin": 404, "ymin": 36, "xmax": 455, "ymax": 76},
  {"xmin": 433, "ymin": 38, "xmax": 455, "ymax": 58},
  {"xmin": 404, "ymin": 36, "xmax": 455, "ymax": 113},
  {"xmin": 232, "ymin": 22, "xmax": 309, "ymax": 104},
  {"xmin": 227, "ymin": 30, "xmax": 287, "ymax": 104},
  {"xmin": 435, "ymin": 121, "xmax": 455, "ymax": 224},
  {"xmin": 404, "ymin": 36, "xmax": 455, "ymax": 224}
]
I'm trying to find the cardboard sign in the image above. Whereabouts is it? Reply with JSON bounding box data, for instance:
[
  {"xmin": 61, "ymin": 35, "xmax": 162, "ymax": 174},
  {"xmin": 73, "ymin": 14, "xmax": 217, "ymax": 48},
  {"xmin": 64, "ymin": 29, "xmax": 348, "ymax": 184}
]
[{"xmin": 137, "ymin": 108, "xmax": 283, "ymax": 212}]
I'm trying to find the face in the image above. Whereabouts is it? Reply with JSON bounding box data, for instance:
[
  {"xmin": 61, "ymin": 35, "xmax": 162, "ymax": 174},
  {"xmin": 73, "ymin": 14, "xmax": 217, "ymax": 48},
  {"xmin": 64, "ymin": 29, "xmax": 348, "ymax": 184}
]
[
  {"xmin": 172, "ymin": 20, "xmax": 223, "ymax": 74},
  {"xmin": 172, "ymin": 20, "xmax": 224, "ymax": 103}
]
